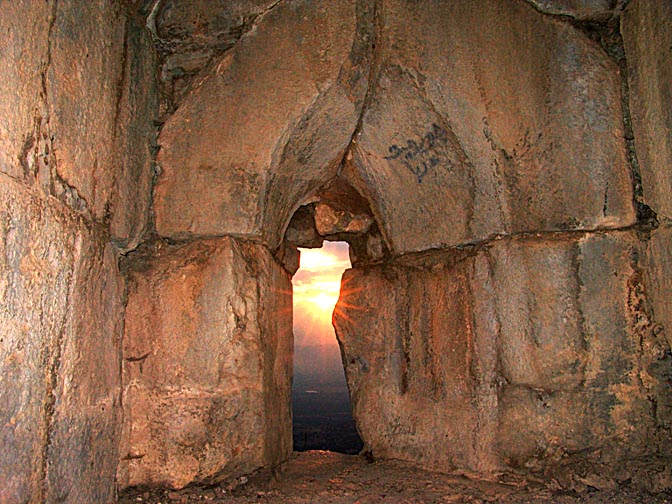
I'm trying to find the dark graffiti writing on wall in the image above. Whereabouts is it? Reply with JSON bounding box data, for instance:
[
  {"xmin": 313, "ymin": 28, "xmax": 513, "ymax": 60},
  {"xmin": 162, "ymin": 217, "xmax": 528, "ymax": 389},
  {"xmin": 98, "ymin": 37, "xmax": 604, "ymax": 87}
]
[{"xmin": 384, "ymin": 123, "xmax": 449, "ymax": 183}]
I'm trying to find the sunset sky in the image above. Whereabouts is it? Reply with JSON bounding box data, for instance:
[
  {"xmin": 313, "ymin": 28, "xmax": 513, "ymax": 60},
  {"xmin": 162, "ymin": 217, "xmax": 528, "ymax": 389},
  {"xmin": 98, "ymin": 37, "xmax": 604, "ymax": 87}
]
[{"xmin": 292, "ymin": 241, "xmax": 351, "ymax": 348}]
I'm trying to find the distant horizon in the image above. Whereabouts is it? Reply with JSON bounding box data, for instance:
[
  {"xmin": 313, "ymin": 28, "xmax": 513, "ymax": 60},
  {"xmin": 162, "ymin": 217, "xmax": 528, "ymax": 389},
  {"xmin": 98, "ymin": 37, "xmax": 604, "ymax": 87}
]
[{"xmin": 291, "ymin": 245, "xmax": 361, "ymax": 454}]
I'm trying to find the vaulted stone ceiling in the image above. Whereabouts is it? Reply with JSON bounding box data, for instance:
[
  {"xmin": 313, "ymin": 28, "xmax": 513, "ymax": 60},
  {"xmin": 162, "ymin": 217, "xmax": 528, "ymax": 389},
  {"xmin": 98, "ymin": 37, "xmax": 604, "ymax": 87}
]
[{"xmin": 151, "ymin": 0, "xmax": 634, "ymax": 255}]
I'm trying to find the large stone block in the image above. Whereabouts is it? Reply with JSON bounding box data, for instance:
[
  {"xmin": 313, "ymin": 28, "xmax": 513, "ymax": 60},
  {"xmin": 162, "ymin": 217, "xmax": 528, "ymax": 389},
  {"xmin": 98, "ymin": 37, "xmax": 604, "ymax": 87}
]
[
  {"xmin": 335, "ymin": 260, "xmax": 481, "ymax": 471},
  {"xmin": 154, "ymin": 0, "xmax": 632, "ymax": 254},
  {"xmin": 0, "ymin": 174, "xmax": 77, "ymax": 502},
  {"xmin": 0, "ymin": 173, "xmax": 123, "ymax": 503},
  {"xmin": 345, "ymin": 0, "xmax": 633, "ymax": 254},
  {"xmin": 488, "ymin": 234, "xmax": 641, "ymax": 394},
  {"xmin": 120, "ymin": 237, "xmax": 292, "ymax": 489},
  {"xmin": 48, "ymin": 0, "xmax": 127, "ymax": 220},
  {"xmin": 153, "ymin": 0, "xmax": 369, "ymax": 244},
  {"xmin": 641, "ymin": 227, "xmax": 672, "ymax": 445},
  {"xmin": 258, "ymin": 249, "xmax": 294, "ymax": 465},
  {"xmin": 493, "ymin": 233, "xmax": 659, "ymax": 467},
  {"xmin": 488, "ymin": 239, "xmax": 586, "ymax": 390},
  {"xmin": 334, "ymin": 231, "xmax": 666, "ymax": 475},
  {"xmin": 0, "ymin": 0, "xmax": 51, "ymax": 181},
  {"xmin": 623, "ymin": 0, "xmax": 672, "ymax": 219},
  {"xmin": 46, "ymin": 241, "xmax": 124, "ymax": 502},
  {"xmin": 1, "ymin": 1, "xmax": 153, "ymax": 245}
]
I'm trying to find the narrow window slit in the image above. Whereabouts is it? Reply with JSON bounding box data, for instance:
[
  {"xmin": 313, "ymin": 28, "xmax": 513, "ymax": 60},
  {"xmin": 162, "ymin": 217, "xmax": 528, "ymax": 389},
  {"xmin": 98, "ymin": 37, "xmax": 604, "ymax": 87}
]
[{"xmin": 291, "ymin": 241, "xmax": 363, "ymax": 454}]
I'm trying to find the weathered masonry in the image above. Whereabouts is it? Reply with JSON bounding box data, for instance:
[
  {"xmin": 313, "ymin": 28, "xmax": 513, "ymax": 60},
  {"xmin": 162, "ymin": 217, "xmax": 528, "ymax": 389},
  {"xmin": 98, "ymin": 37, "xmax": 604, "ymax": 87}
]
[{"xmin": 1, "ymin": 0, "xmax": 671, "ymax": 501}]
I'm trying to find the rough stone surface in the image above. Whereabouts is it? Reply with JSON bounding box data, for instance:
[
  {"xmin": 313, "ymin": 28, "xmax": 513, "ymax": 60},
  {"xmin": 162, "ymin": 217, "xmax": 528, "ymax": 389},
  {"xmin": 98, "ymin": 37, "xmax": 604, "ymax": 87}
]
[
  {"xmin": 275, "ymin": 242, "xmax": 301, "ymax": 275},
  {"xmin": 111, "ymin": 13, "xmax": 159, "ymax": 251},
  {"xmin": 345, "ymin": 0, "xmax": 634, "ymax": 254},
  {"xmin": 348, "ymin": 228, "xmax": 387, "ymax": 265},
  {"xmin": 0, "ymin": 0, "xmax": 51, "ymax": 182},
  {"xmin": 48, "ymin": 0, "xmax": 127, "ymax": 220},
  {"xmin": 46, "ymin": 240, "xmax": 124, "ymax": 503},
  {"xmin": 2, "ymin": 0, "xmax": 672, "ymax": 500},
  {"xmin": 314, "ymin": 202, "xmax": 373, "ymax": 237},
  {"xmin": 645, "ymin": 225, "xmax": 672, "ymax": 351},
  {"xmin": 525, "ymin": 0, "xmax": 625, "ymax": 20},
  {"xmin": 154, "ymin": 0, "xmax": 368, "ymax": 244},
  {"xmin": 258, "ymin": 244, "xmax": 294, "ymax": 469},
  {"xmin": 0, "ymin": 174, "xmax": 75, "ymax": 502},
  {"xmin": 152, "ymin": 0, "xmax": 279, "ymax": 112},
  {"xmin": 334, "ymin": 231, "xmax": 670, "ymax": 478},
  {"xmin": 622, "ymin": 0, "xmax": 672, "ymax": 220},
  {"xmin": 492, "ymin": 233, "xmax": 669, "ymax": 471},
  {"xmin": 154, "ymin": 1, "xmax": 632, "ymax": 254},
  {"xmin": 0, "ymin": 2, "xmax": 156, "ymax": 500},
  {"xmin": 154, "ymin": 0, "xmax": 634, "ymax": 254},
  {"xmin": 155, "ymin": 0, "xmax": 277, "ymax": 54},
  {"xmin": 119, "ymin": 237, "xmax": 292, "ymax": 489},
  {"xmin": 312, "ymin": 177, "xmax": 377, "ymax": 239},
  {"xmin": 284, "ymin": 205, "xmax": 323, "ymax": 249},
  {"xmin": 0, "ymin": 173, "xmax": 123, "ymax": 503},
  {"xmin": 0, "ymin": 1, "xmax": 158, "ymax": 249},
  {"xmin": 336, "ymin": 251, "xmax": 487, "ymax": 472}
]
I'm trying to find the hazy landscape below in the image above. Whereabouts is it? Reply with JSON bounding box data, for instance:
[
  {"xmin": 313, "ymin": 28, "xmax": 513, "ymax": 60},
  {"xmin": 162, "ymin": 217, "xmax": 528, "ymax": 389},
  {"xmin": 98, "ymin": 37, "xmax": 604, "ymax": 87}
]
[{"xmin": 292, "ymin": 344, "xmax": 363, "ymax": 454}]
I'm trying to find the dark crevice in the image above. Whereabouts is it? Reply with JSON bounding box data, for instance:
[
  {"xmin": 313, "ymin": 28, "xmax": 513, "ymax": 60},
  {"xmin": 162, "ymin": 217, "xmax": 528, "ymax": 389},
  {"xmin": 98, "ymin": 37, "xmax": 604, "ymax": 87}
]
[
  {"xmin": 38, "ymin": 1, "xmax": 60, "ymax": 500},
  {"xmin": 569, "ymin": 241, "xmax": 590, "ymax": 363},
  {"xmin": 397, "ymin": 271, "xmax": 411, "ymax": 396},
  {"xmin": 612, "ymin": 24, "xmax": 659, "ymax": 229},
  {"xmin": 40, "ymin": 282, "xmax": 73, "ymax": 501},
  {"xmin": 111, "ymin": 9, "xmax": 162, "ymax": 255},
  {"xmin": 41, "ymin": 0, "xmax": 58, "ymax": 114},
  {"xmin": 109, "ymin": 10, "xmax": 131, "ymax": 233},
  {"xmin": 386, "ymin": 219, "xmax": 661, "ymax": 274},
  {"xmin": 19, "ymin": 123, "xmax": 37, "ymax": 183}
]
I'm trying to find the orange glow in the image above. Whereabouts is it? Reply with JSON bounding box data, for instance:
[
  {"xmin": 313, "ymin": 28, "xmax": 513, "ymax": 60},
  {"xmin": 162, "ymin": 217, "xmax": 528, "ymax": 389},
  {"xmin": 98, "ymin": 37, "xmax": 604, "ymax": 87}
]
[{"xmin": 292, "ymin": 242, "xmax": 350, "ymax": 347}]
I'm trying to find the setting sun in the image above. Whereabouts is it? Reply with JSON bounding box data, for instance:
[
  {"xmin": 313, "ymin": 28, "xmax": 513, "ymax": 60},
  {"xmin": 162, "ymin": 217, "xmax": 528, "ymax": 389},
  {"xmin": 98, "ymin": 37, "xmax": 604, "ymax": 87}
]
[
  {"xmin": 292, "ymin": 242, "xmax": 351, "ymax": 347},
  {"xmin": 309, "ymin": 291, "xmax": 339, "ymax": 313}
]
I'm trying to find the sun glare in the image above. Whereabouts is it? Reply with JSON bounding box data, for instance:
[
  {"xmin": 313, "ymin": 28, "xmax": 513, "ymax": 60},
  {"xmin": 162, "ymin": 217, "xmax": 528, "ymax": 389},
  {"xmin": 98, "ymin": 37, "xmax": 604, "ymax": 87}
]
[
  {"xmin": 292, "ymin": 242, "xmax": 351, "ymax": 346},
  {"xmin": 311, "ymin": 291, "xmax": 339, "ymax": 312},
  {"xmin": 291, "ymin": 240, "xmax": 364, "ymax": 454}
]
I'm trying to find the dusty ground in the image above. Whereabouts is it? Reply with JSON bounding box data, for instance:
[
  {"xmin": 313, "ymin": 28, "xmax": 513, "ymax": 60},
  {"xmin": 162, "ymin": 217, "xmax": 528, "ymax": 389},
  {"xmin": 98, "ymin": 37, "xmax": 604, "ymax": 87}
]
[{"xmin": 118, "ymin": 451, "xmax": 672, "ymax": 504}]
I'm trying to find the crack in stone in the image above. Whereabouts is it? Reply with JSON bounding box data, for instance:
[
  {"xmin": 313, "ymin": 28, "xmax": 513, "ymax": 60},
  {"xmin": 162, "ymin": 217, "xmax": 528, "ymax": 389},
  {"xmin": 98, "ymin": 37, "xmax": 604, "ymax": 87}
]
[
  {"xmin": 38, "ymin": 2, "xmax": 60, "ymax": 499},
  {"xmin": 389, "ymin": 220, "xmax": 661, "ymax": 272},
  {"xmin": 248, "ymin": 0, "xmax": 284, "ymax": 34},
  {"xmin": 339, "ymin": 0, "xmax": 385, "ymax": 177},
  {"xmin": 615, "ymin": 24, "xmax": 660, "ymax": 228}
]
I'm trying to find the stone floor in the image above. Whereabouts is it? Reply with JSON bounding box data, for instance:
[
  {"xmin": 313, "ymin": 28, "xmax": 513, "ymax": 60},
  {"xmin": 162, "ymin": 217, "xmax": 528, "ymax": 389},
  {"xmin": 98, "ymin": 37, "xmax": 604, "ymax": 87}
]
[{"xmin": 119, "ymin": 451, "xmax": 672, "ymax": 504}]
